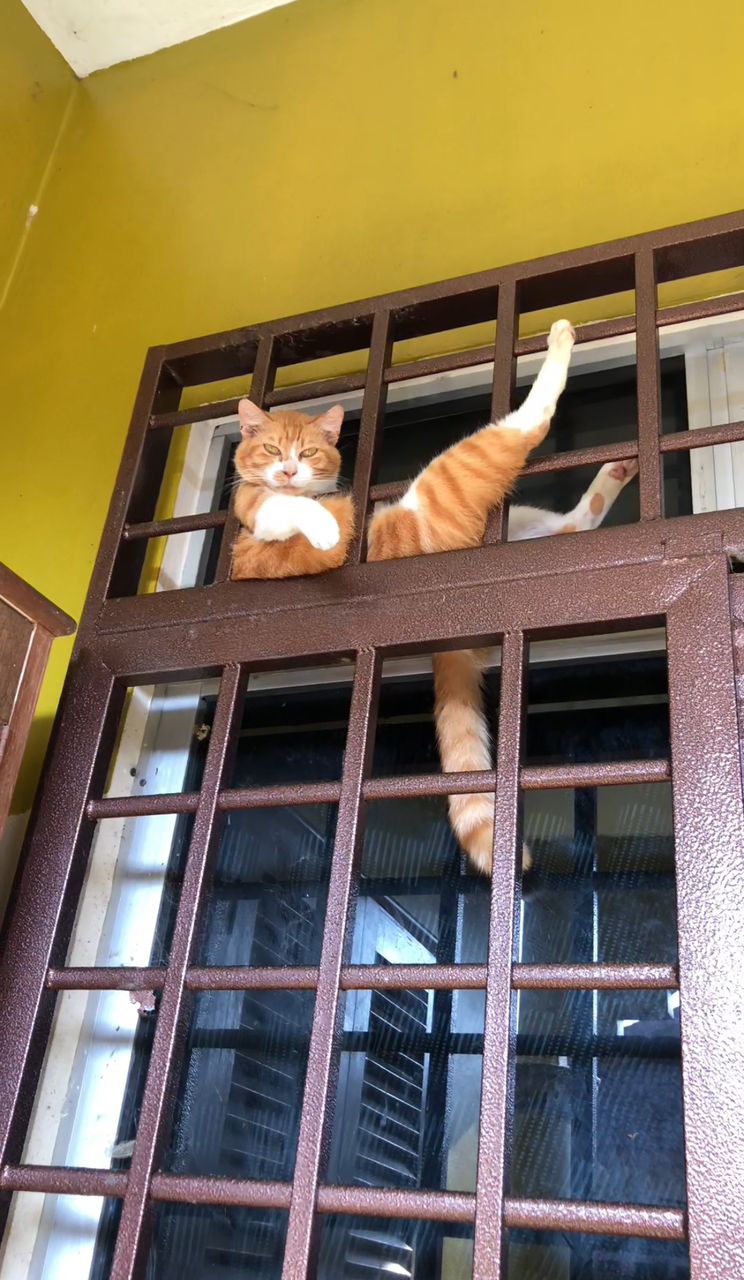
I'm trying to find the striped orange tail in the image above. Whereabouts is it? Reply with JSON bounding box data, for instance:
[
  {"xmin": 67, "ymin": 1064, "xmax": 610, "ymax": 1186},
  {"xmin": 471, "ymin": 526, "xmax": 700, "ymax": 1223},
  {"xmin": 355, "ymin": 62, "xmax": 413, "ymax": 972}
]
[{"xmin": 433, "ymin": 649, "xmax": 531, "ymax": 875}]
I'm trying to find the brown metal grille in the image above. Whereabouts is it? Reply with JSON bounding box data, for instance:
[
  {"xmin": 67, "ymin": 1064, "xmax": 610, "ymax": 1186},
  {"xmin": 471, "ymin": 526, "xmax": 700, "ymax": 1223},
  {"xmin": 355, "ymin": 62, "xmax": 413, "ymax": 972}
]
[{"xmin": 2, "ymin": 210, "xmax": 744, "ymax": 1279}]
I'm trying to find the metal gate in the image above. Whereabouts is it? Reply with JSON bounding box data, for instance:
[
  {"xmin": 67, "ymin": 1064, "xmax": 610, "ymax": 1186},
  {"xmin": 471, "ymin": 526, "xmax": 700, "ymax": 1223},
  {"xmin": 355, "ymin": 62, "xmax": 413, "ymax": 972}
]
[{"xmin": 1, "ymin": 211, "xmax": 744, "ymax": 1280}]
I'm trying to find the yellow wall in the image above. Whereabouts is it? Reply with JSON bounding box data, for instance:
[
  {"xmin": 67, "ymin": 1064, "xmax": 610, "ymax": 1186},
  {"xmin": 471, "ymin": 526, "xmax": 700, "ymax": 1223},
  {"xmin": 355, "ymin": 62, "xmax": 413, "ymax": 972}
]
[
  {"xmin": 2, "ymin": 0, "xmax": 744, "ymax": 809},
  {"xmin": 0, "ymin": 1, "xmax": 74, "ymax": 303}
]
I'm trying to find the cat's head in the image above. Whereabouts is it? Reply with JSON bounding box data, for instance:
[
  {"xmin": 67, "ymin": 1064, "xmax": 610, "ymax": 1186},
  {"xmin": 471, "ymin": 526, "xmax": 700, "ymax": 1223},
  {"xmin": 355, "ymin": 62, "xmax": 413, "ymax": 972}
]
[{"xmin": 235, "ymin": 398, "xmax": 344, "ymax": 494}]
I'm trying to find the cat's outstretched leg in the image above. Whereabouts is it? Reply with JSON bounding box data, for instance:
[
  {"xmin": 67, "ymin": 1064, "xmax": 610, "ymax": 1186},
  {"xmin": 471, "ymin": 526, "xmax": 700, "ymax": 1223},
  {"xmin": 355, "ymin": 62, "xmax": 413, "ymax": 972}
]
[{"xmin": 556, "ymin": 458, "xmax": 639, "ymax": 535}]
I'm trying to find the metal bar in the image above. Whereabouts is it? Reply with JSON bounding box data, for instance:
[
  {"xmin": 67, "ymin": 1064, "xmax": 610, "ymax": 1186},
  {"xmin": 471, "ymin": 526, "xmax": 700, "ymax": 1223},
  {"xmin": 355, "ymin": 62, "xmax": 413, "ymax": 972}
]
[
  {"xmin": 0, "ymin": 654, "xmax": 117, "ymax": 1176},
  {"xmin": 485, "ymin": 279, "xmax": 518, "ymax": 544},
  {"xmin": 516, "ymin": 314, "xmax": 637, "ymax": 355},
  {"xmin": 659, "ymin": 419, "xmax": 744, "ymax": 454},
  {"xmin": 149, "ymin": 397, "xmax": 241, "ymax": 430},
  {"xmin": 512, "ymin": 962, "xmax": 677, "ymax": 990},
  {"xmin": 150, "ymin": 1174, "xmax": 292, "ymax": 1208},
  {"xmin": 472, "ymin": 631, "xmax": 525, "ymax": 1280},
  {"xmin": 635, "ymin": 246, "xmax": 663, "ymax": 520},
  {"xmin": 83, "ymin": 348, "xmax": 181, "ymax": 612},
  {"xmin": 87, "ymin": 792, "xmax": 201, "ymax": 819},
  {"xmin": 666, "ymin": 559, "xmax": 744, "ymax": 1277},
  {"xmin": 0, "ymin": 1165, "xmax": 128, "ymax": 1197},
  {"xmin": 316, "ymin": 1185, "xmax": 475, "ymax": 1223},
  {"xmin": 185, "ymin": 966, "xmax": 318, "ymax": 991},
  {"xmin": 503, "ymin": 1198, "xmax": 686, "ymax": 1241},
  {"xmin": 521, "ymin": 759, "xmax": 670, "ymax": 790},
  {"xmin": 348, "ymin": 312, "xmax": 392, "ymax": 563},
  {"xmin": 47, "ymin": 968, "xmax": 166, "ymax": 991},
  {"xmin": 213, "ymin": 335, "xmax": 276, "ymax": 584},
  {"xmin": 218, "ymin": 781, "xmax": 342, "ymax": 811},
  {"xmin": 341, "ymin": 963, "xmax": 486, "ymax": 989},
  {"xmin": 281, "ymin": 649, "xmax": 380, "ymax": 1280},
  {"xmin": 268, "ymin": 373, "xmax": 368, "ymax": 406},
  {"xmin": 123, "ymin": 511, "xmax": 228, "ymax": 541},
  {"xmin": 108, "ymin": 665, "xmax": 242, "ymax": 1280}
]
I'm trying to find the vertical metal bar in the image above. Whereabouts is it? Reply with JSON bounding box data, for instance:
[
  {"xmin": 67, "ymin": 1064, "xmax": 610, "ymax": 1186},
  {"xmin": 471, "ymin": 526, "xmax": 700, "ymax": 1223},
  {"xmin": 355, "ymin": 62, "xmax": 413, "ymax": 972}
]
[
  {"xmin": 0, "ymin": 653, "xmax": 117, "ymax": 1189},
  {"xmin": 348, "ymin": 312, "xmax": 392, "ymax": 563},
  {"xmin": 472, "ymin": 631, "xmax": 526, "ymax": 1278},
  {"xmin": 214, "ymin": 335, "xmax": 277, "ymax": 584},
  {"xmin": 484, "ymin": 278, "xmax": 518, "ymax": 544},
  {"xmin": 108, "ymin": 664, "xmax": 243, "ymax": 1280},
  {"xmin": 665, "ymin": 560, "xmax": 744, "ymax": 1279},
  {"xmin": 635, "ymin": 246, "xmax": 663, "ymax": 521},
  {"xmin": 100, "ymin": 350, "xmax": 182, "ymax": 605},
  {"xmin": 281, "ymin": 649, "xmax": 380, "ymax": 1279}
]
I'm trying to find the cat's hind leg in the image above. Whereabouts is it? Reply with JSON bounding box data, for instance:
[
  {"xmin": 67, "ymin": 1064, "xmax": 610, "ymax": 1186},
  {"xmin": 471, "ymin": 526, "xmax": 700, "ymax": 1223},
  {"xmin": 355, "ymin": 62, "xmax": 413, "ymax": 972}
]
[{"xmin": 556, "ymin": 458, "xmax": 638, "ymax": 534}]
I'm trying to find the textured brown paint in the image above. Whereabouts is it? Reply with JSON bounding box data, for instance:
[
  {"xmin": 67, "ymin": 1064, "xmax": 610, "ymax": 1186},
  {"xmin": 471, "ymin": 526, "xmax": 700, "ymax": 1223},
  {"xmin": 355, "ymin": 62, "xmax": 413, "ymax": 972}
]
[
  {"xmin": 281, "ymin": 650, "xmax": 380, "ymax": 1280},
  {"xmin": 108, "ymin": 666, "xmax": 242, "ymax": 1280},
  {"xmin": 635, "ymin": 246, "xmax": 663, "ymax": 521},
  {"xmin": 484, "ymin": 278, "xmax": 518, "ymax": 544},
  {"xmin": 4, "ymin": 211, "xmax": 744, "ymax": 1277},
  {"xmin": 348, "ymin": 312, "xmax": 391, "ymax": 564},
  {"xmin": 472, "ymin": 631, "xmax": 525, "ymax": 1279},
  {"xmin": 666, "ymin": 561, "xmax": 744, "ymax": 1276}
]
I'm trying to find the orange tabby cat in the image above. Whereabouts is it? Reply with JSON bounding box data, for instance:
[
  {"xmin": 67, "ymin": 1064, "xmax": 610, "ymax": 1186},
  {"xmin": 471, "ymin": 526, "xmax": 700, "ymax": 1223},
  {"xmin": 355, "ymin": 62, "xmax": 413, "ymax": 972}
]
[{"xmin": 231, "ymin": 320, "xmax": 637, "ymax": 874}]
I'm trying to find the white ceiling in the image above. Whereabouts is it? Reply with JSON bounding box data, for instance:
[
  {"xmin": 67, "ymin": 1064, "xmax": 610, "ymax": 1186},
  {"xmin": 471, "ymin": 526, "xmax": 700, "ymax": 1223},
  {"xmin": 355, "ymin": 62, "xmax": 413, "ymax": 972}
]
[{"xmin": 22, "ymin": 0, "xmax": 298, "ymax": 78}]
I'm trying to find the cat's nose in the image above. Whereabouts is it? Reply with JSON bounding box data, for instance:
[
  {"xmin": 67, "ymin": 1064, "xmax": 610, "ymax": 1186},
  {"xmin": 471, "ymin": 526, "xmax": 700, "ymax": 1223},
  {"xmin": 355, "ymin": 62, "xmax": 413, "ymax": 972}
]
[{"xmin": 282, "ymin": 459, "xmax": 298, "ymax": 477}]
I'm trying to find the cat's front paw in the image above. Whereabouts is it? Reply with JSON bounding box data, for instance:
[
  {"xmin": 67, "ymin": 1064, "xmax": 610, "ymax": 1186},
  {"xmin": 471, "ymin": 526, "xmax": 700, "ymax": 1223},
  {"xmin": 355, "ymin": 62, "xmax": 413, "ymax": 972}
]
[
  {"xmin": 607, "ymin": 458, "xmax": 639, "ymax": 483},
  {"xmin": 303, "ymin": 504, "xmax": 341, "ymax": 550},
  {"xmin": 548, "ymin": 318, "xmax": 576, "ymax": 356}
]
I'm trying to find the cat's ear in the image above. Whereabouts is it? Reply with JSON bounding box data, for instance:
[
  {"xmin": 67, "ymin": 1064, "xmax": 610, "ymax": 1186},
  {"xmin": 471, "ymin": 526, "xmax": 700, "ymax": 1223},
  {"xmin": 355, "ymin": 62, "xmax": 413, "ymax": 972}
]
[
  {"xmin": 238, "ymin": 398, "xmax": 271, "ymax": 438},
  {"xmin": 315, "ymin": 404, "xmax": 344, "ymax": 445}
]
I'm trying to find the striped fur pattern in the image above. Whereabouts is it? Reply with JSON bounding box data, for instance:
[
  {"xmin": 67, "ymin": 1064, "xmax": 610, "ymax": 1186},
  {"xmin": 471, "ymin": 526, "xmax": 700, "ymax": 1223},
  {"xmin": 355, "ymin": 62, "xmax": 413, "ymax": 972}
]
[{"xmin": 231, "ymin": 320, "xmax": 639, "ymax": 875}]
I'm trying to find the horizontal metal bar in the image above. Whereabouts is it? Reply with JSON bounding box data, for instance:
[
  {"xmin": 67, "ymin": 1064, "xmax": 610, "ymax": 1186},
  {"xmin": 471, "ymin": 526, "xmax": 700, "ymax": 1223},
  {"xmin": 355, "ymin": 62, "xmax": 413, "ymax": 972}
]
[
  {"xmin": 268, "ymin": 373, "xmax": 368, "ymax": 406},
  {"xmin": 0, "ymin": 1164, "xmax": 128, "ymax": 1197},
  {"xmin": 363, "ymin": 770, "xmax": 496, "ymax": 801},
  {"xmin": 657, "ymin": 291, "xmax": 744, "ymax": 327},
  {"xmin": 516, "ymin": 314, "xmax": 638, "ymax": 356},
  {"xmin": 522, "ymin": 759, "xmax": 671, "ymax": 790},
  {"xmin": 369, "ymin": 480, "xmax": 406, "ymax": 504},
  {"xmin": 218, "ymin": 782, "xmax": 343, "ymax": 810},
  {"xmin": 503, "ymin": 1197, "xmax": 686, "ymax": 1241},
  {"xmin": 660, "ymin": 419, "xmax": 744, "ymax": 454},
  {"xmin": 316, "ymin": 1185, "xmax": 476, "ymax": 1223},
  {"xmin": 185, "ymin": 966, "xmax": 318, "ymax": 991},
  {"xmin": 150, "ymin": 1173, "xmax": 292, "ymax": 1208},
  {"xmin": 47, "ymin": 968, "xmax": 166, "ymax": 991},
  {"xmin": 150, "ymin": 397, "xmax": 241, "ymax": 430},
  {"xmin": 0, "ymin": 1165, "xmax": 686, "ymax": 1240},
  {"xmin": 341, "ymin": 964, "xmax": 487, "ymax": 990},
  {"xmin": 45, "ymin": 961, "xmax": 676, "ymax": 996},
  {"xmin": 86, "ymin": 792, "xmax": 201, "ymax": 819},
  {"xmin": 522, "ymin": 441, "xmax": 638, "ymax": 477},
  {"xmin": 123, "ymin": 511, "xmax": 227, "ymax": 541},
  {"xmin": 512, "ymin": 963, "xmax": 678, "ymax": 990}
]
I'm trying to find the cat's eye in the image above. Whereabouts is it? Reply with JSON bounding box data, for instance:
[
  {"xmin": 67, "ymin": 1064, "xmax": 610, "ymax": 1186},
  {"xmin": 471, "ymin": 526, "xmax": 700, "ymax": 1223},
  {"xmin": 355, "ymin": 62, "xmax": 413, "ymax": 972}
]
[
  {"xmin": 300, "ymin": 448, "xmax": 318, "ymax": 459},
  {"xmin": 263, "ymin": 444, "xmax": 282, "ymax": 457}
]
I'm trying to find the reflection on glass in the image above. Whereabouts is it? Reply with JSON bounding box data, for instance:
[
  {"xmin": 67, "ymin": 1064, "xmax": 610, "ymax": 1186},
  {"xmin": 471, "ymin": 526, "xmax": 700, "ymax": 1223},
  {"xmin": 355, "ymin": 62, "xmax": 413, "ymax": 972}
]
[
  {"xmin": 317, "ymin": 1215, "xmax": 474, "ymax": 1280},
  {"xmin": 21, "ymin": 990, "xmax": 156, "ymax": 1171},
  {"xmin": 0, "ymin": 1194, "xmax": 121, "ymax": 1280},
  {"xmin": 513, "ymin": 988, "xmax": 685, "ymax": 1207},
  {"xmin": 507, "ymin": 1229, "xmax": 689, "ymax": 1279},
  {"xmin": 325, "ymin": 989, "xmax": 484, "ymax": 1194},
  {"xmin": 199, "ymin": 804, "xmax": 337, "ymax": 966},
  {"xmin": 165, "ymin": 990, "xmax": 315, "ymax": 1180},
  {"xmin": 146, "ymin": 1205, "xmax": 287, "ymax": 1280}
]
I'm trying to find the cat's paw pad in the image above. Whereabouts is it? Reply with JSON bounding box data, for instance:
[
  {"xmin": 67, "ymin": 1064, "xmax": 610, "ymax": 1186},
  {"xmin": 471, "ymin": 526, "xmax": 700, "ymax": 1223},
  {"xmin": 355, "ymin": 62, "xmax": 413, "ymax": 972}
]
[
  {"xmin": 548, "ymin": 319, "xmax": 576, "ymax": 354},
  {"xmin": 304, "ymin": 505, "xmax": 340, "ymax": 550},
  {"xmin": 607, "ymin": 458, "xmax": 639, "ymax": 483}
]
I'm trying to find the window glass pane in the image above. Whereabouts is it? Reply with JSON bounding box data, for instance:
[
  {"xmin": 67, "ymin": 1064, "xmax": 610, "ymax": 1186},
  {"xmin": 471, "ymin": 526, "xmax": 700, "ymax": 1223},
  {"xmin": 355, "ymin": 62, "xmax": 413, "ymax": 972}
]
[
  {"xmin": 325, "ymin": 988, "xmax": 484, "ymax": 1193},
  {"xmin": 317, "ymin": 1215, "xmax": 474, "ymax": 1279},
  {"xmin": 512, "ymin": 987, "xmax": 685, "ymax": 1207},
  {"xmin": 507, "ymin": 1229, "xmax": 689, "ymax": 1279},
  {"xmin": 0, "ymin": 1194, "xmax": 121, "ymax": 1280},
  {"xmin": 20, "ymin": 990, "xmax": 157, "ymax": 1171},
  {"xmin": 164, "ymin": 990, "xmax": 315, "ymax": 1180},
  {"xmin": 146, "ymin": 1205, "xmax": 287, "ymax": 1280},
  {"xmin": 198, "ymin": 804, "xmax": 337, "ymax": 966}
]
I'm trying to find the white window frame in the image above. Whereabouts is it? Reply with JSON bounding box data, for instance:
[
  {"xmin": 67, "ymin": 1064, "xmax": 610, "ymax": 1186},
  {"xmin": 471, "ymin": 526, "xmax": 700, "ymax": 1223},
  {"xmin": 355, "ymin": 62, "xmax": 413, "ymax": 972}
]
[{"xmin": 5, "ymin": 308, "xmax": 743, "ymax": 1280}]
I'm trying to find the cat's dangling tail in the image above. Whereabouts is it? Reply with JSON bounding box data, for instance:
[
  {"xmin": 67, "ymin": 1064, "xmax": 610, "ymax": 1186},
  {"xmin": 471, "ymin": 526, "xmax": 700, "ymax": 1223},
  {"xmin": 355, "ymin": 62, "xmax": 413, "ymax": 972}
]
[{"xmin": 433, "ymin": 648, "xmax": 531, "ymax": 875}]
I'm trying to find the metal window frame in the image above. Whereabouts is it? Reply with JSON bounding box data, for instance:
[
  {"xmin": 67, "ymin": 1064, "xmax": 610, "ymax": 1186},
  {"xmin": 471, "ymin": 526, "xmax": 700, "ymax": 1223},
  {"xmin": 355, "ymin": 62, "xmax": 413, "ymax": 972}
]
[{"xmin": 2, "ymin": 210, "xmax": 744, "ymax": 1280}]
